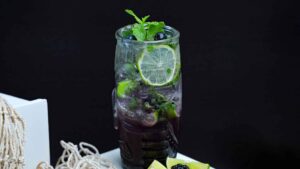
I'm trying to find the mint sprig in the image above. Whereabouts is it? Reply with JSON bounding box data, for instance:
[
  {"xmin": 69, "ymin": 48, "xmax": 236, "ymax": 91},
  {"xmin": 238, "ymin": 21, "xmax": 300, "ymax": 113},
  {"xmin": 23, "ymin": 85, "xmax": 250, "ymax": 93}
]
[
  {"xmin": 147, "ymin": 89, "xmax": 177, "ymax": 119},
  {"xmin": 125, "ymin": 9, "xmax": 165, "ymax": 41},
  {"xmin": 125, "ymin": 9, "xmax": 149, "ymax": 24}
]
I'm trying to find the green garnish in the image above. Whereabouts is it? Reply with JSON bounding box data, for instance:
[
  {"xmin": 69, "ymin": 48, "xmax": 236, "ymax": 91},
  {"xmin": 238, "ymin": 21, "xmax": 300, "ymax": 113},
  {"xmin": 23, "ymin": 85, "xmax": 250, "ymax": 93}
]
[
  {"xmin": 125, "ymin": 9, "xmax": 166, "ymax": 41},
  {"xmin": 128, "ymin": 98, "xmax": 138, "ymax": 110},
  {"xmin": 159, "ymin": 102, "xmax": 177, "ymax": 119},
  {"xmin": 148, "ymin": 89, "xmax": 177, "ymax": 119},
  {"xmin": 117, "ymin": 80, "xmax": 137, "ymax": 98}
]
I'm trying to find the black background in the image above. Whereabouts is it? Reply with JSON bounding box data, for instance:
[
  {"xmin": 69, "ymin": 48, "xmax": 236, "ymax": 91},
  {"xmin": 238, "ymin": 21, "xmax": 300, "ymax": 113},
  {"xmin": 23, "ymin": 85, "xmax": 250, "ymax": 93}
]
[{"xmin": 0, "ymin": 0, "xmax": 299, "ymax": 169}]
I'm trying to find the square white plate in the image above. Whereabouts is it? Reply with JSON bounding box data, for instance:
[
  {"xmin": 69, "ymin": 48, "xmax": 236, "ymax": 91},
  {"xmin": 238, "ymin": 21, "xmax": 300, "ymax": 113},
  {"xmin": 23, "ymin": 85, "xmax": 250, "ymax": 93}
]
[{"xmin": 102, "ymin": 148, "xmax": 214, "ymax": 169}]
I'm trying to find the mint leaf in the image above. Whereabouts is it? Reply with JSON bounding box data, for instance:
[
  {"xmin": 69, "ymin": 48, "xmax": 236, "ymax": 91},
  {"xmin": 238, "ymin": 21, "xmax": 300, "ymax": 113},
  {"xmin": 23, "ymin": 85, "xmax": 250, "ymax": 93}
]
[
  {"xmin": 117, "ymin": 80, "xmax": 137, "ymax": 98},
  {"xmin": 125, "ymin": 9, "xmax": 143, "ymax": 24},
  {"xmin": 132, "ymin": 23, "xmax": 146, "ymax": 41},
  {"xmin": 147, "ymin": 45, "xmax": 155, "ymax": 52},
  {"xmin": 122, "ymin": 28, "xmax": 133, "ymax": 38},
  {"xmin": 146, "ymin": 21, "xmax": 165, "ymax": 40},
  {"xmin": 159, "ymin": 102, "xmax": 177, "ymax": 119},
  {"xmin": 129, "ymin": 98, "xmax": 138, "ymax": 110},
  {"xmin": 124, "ymin": 9, "xmax": 166, "ymax": 41},
  {"xmin": 142, "ymin": 15, "xmax": 150, "ymax": 23},
  {"xmin": 147, "ymin": 89, "xmax": 177, "ymax": 119}
]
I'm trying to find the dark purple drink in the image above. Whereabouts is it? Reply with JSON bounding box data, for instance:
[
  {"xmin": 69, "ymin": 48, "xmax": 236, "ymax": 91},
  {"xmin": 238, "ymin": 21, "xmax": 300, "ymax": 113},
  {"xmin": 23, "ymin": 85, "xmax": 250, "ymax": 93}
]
[{"xmin": 113, "ymin": 23, "xmax": 181, "ymax": 169}]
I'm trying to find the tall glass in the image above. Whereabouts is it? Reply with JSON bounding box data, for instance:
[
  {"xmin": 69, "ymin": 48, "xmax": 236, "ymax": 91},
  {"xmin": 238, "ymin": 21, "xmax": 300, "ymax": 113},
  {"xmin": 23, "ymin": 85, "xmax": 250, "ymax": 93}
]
[{"xmin": 113, "ymin": 25, "xmax": 181, "ymax": 169}]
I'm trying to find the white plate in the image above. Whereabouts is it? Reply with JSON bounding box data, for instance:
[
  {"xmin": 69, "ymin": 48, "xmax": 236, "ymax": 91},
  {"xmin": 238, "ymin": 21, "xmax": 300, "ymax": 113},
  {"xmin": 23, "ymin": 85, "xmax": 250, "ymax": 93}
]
[{"xmin": 101, "ymin": 148, "xmax": 214, "ymax": 169}]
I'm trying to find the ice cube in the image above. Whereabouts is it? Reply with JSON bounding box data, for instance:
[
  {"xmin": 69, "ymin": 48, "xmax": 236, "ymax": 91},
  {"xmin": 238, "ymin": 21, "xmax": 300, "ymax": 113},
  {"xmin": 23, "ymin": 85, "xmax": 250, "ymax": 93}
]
[{"xmin": 116, "ymin": 63, "xmax": 139, "ymax": 81}]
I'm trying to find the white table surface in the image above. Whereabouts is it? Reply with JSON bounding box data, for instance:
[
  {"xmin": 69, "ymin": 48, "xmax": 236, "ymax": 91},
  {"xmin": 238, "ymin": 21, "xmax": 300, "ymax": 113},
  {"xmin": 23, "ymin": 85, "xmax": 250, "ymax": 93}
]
[{"xmin": 102, "ymin": 148, "xmax": 214, "ymax": 169}]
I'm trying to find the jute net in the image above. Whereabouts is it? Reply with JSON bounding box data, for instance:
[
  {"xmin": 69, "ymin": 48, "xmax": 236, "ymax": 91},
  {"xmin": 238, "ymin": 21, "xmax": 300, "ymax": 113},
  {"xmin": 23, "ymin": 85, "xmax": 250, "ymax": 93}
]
[
  {"xmin": 37, "ymin": 141, "xmax": 116, "ymax": 169},
  {"xmin": 0, "ymin": 96, "xmax": 25, "ymax": 169}
]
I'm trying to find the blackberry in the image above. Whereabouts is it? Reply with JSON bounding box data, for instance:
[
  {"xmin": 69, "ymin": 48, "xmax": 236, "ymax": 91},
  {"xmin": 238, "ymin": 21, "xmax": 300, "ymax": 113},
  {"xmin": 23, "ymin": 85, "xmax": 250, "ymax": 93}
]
[
  {"xmin": 171, "ymin": 164, "xmax": 189, "ymax": 169},
  {"xmin": 154, "ymin": 32, "xmax": 167, "ymax": 40}
]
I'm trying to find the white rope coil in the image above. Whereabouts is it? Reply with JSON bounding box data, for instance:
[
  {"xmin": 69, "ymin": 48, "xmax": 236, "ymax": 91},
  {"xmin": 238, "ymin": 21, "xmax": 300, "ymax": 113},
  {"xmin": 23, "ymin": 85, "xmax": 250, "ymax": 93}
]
[
  {"xmin": 37, "ymin": 141, "xmax": 116, "ymax": 169},
  {"xmin": 0, "ymin": 96, "xmax": 25, "ymax": 169}
]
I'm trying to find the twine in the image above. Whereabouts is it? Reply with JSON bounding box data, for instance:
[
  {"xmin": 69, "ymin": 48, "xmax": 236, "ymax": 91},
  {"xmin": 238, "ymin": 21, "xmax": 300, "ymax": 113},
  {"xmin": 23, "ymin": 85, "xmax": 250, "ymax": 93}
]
[
  {"xmin": 37, "ymin": 141, "xmax": 116, "ymax": 169},
  {"xmin": 0, "ymin": 96, "xmax": 25, "ymax": 169}
]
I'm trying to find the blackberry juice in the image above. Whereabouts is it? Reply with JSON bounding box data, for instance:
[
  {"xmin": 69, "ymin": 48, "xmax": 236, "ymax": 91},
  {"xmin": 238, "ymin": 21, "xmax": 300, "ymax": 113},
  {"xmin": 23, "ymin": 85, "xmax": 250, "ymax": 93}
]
[{"xmin": 113, "ymin": 17, "xmax": 181, "ymax": 169}]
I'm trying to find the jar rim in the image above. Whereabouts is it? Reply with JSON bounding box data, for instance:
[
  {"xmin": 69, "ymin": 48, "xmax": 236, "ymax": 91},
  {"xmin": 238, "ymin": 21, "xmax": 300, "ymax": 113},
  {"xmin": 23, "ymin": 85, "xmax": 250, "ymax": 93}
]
[{"xmin": 115, "ymin": 25, "xmax": 180, "ymax": 44}]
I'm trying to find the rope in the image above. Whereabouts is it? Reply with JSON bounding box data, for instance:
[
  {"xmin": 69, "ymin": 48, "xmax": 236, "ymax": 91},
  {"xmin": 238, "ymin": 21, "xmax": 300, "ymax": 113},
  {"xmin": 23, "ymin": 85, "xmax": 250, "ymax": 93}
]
[
  {"xmin": 37, "ymin": 141, "xmax": 116, "ymax": 169},
  {"xmin": 0, "ymin": 96, "xmax": 25, "ymax": 169}
]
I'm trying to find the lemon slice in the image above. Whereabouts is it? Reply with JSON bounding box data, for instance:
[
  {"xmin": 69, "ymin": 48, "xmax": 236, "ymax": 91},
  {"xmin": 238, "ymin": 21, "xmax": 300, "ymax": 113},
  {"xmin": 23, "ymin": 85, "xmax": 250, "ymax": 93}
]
[
  {"xmin": 148, "ymin": 160, "xmax": 167, "ymax": 169},
  {"xmin": 137, "ymin": 45, "xmax": 177, "ymax": 86},
  {"xmin": 166, "ymin": 157, "xmax": 185, "ymax": 169}
]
